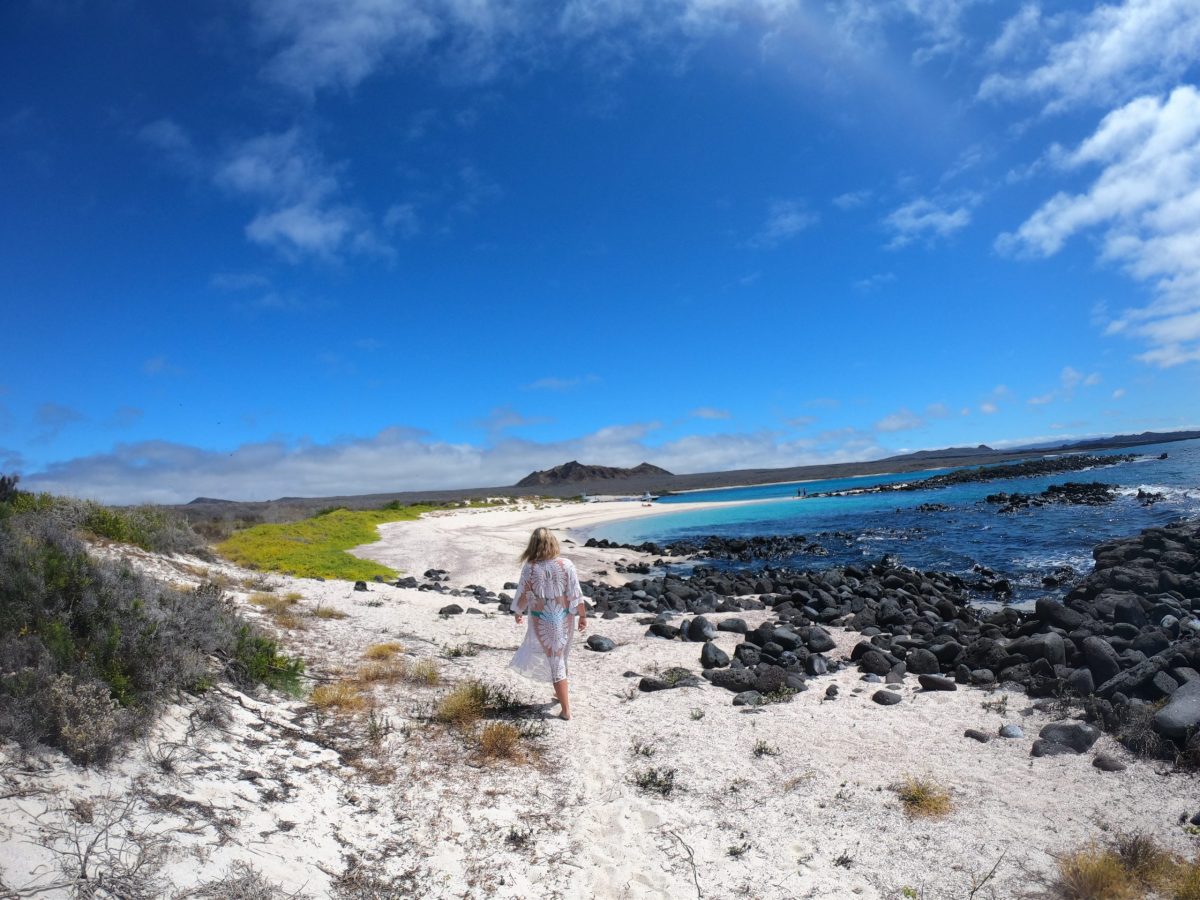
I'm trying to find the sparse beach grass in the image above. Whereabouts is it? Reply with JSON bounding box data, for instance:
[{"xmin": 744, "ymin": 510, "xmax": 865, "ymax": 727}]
[
  {"xmin": 894, "ymin": 776, "xmax": 951, "ymax": 818},
  {"xmin": 310, "ymin": 680, "xmax": 368, "ymax": 713},
  {"xmin": 364, "ymin": 641, "xmax": 404, "ymax": 659},
  {"xmin": 216, "ymin": 504, "xmax": 440, "ymax": 580}
]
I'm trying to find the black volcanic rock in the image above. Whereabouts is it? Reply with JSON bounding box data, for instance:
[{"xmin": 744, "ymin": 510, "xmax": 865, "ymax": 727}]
[{"xmin": 516, "ymin": 460, "xmax": 672, "ymax": 487}]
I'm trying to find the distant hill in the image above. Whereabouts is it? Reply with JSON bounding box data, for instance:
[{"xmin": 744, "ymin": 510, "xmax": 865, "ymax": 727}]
[
  {"xmin": 883, "ymin": 444, "xmax": 995, "ymax": 461},
  {"xmin": 515, "ymin": 460, "xmax": 673, "ymax": 487},
  {"xmin": 186, "ymin": 497, "xmax": 236, "ymax": 505},
  {"xmin": 1027, "ymin": 430, "xmax": 1200, "ymax": 452}
]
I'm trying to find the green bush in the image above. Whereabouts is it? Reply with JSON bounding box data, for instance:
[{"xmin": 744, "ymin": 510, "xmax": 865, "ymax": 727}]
[
  {"xmin": 0, "ymin": 509, "xmax": 303, "ymax": 764},
  {"xmin": 216, "ymin": 504, "xmax": 439, "ymax": 580}
]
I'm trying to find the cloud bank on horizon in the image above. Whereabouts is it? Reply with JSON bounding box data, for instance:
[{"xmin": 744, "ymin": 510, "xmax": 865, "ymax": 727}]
[{"xmin": 1, "ymin": 0, "xmax": 1199, "ymax": 503}]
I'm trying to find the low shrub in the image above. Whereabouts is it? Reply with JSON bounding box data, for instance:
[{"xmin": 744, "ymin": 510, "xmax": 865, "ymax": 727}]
[
  {"xmin": 894, "ymin": 776, "xmax": 952, "ymax": 818},
  {"xmin": 631, "ymin": 766, "xmax": 677, "ymax": 796},
  {"xmin": 312, "ymin": 604, "xmax": 349, "ymax": 620},
  {"xmin": 1177, "ymin": 859, "xmax": 1200, "ymax": 900},
  {"xmin": 407, "ymin": 659, "xmax": 441, "ymax": 686},
  {"xmin": 752, "ymin": 739, "xmax": 780, "ymax": 758},
  {"xmin": 1055, "ymin": 845, "xmax": 1136, "ymax": 900},
  {"xmin": 0, "ymin": 510, "xmax": 303, "ymax": 764},
  {"xmin": 356, "ymin": 659, "xmax": 408, "ymax": 683},
  {"xmin": 364, "ymin": 642, "xmax": 404, "ymax": 660},
  {"xmin": 436, "ymin": 683, "xmax": 488, "ymax": 729},
  {"xmin": 0, "ymin": 486, "xmax": 208, "ymax": 556},
  {"xmin": 479, "ymin": 722, "xmax": 521, "ymax": 759},
  {"xmin": 310, "ymin": 681, "xmax": 367, "ymax": 713}
]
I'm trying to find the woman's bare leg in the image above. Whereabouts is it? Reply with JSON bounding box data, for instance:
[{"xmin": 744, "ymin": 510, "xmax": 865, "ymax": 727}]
[{"xmin": 553, "ymin": 678, "xmax": 571, "ymax": 720}]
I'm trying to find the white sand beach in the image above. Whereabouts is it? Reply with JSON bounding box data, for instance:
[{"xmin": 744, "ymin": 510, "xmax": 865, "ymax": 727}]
[{"xmin": 1, "ymin": 499, "xmax": 1197, "ymax": 898}]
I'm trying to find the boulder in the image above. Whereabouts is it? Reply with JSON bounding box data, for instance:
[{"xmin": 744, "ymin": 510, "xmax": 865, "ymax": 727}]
[
  {"xmin": 1038, "ymin": 722, "xmax": 1101, "ymax": 753},
  {"xmin": 1153, "ymin": 679, "xmax": 1200, "ymax": 740},
  {"xmin": 586, "ymin": 635, "xmax": 615, "ymax": 652},
  {"xmin": 733, "ymin": 691, "xmax": 763, "ymax": 707},
  {"xmin": 709, "ymin": 668, "xmax": 757, "ymax": 693},
  {"xmin": 1092, "ymin": 753, "xmax": 1127, "ymax": 772},
  {"xmin": 906, "ymin": 648, "xmax": 940, "ymax": 675},
  {"xmin": 1035, "ymin": 596, "xmax": 1084, "ymax": 630},
  {"xmin": 354, "ymin": 581, "xmax": 369, "ymax": 592},
  {"xmin": 700, "ymin": 643, "xmax": 731, "ymax": 669},
  {"xmin": 859, "ymin": 650, "xmax": 892, "ymax": 676},
  {"xmin": 964, "ymin": 728, "xmax": 991, "ymax": 743},
  {"xmin": 918, "ymin": 674, "xmax": 957, "ymax": 692},
  {"xmin": 717, "ymin": 618, "xmax": 748, "ymax": 634},
  {"xmin": 685, "ymin": 616, "xmax": 717, "ymax": 642},
  {"xmin": 439, "ymin": 604, "xmax": 463, "ymax": 615},
  {"xmin": 872, "ymin": 690, "xmax": 902, "ymax": 706},
  {"xmin": 998, "ymin": 724, "xmax": 1024, "ymax": 739},
  {"xmin": 1031, "ymin": 739, "xmax": 1075, "ymax": 757},
  {"xmin": 1082, "ymin": 636, "xmax": 1122, "ymax": 684}
]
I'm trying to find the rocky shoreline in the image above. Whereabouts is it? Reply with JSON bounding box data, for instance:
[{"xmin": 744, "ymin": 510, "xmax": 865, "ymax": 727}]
[
  {"xmin": 806, "ymin": 452, "xmax": 1140, "ymax": 498},
  {"xmin": 422, "ymin": 517, "xmax": 1200, "ymax": 764}
]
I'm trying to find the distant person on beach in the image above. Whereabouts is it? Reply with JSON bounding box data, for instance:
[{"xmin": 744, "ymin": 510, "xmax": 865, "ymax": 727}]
[{"xmin": 509, "ymin": 527, "xmax": 587, "ymax": 720}]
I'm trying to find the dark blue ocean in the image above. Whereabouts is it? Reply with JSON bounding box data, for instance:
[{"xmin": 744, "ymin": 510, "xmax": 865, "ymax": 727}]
[{"xmin": 590, "ymin": 439, "xmax": 1200, "ymax": 606}]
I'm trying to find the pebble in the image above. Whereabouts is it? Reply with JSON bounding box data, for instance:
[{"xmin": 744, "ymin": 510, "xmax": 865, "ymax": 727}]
[
  {"xmin": 999, "ymin": 724, "xmax": 1024, "ymax": 739},
  {"xmin": 872, "ymin": 690, "xmax": 901, "ymax": 706}
]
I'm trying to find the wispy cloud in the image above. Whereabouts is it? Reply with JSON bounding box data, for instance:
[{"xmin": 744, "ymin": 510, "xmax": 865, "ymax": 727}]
[
  {"xmin": 143, "ymin": 121, "xmax": 388, "ymax": 263},
  {"xmin": 34, "ymin": 402, "xmax": 84, "ymax": 443},
  {"xmin": 142, "ymin": 356, "xmax": 183, "ymax": 377},
  {"xmin": 749, "ymin": 199, "xmax": 818, "ymax": 248},
  {"xmin": 853, "ymin": 272, "xmax": 896, "ymax": 293},
  {"xmin": 22, "ymin": 419, "xmax": 899, "ymax": 504},
  {"xmin": 979, "ymin": 0, "xmax": 1200, "ymax": 113},
  {"xmin": 832, "ymin": 189, "xmax": 872, "ymax": 210},
  {"xmin": 690, "ymin": 407, "xmax": 731, "ymax": 420},
  {"xmin": 882, "ymin": 195, "xmax": 975, "ymax": 248},
  {"xmin": 998, "ymin": 86, "xmax": 1200, "ymax": 367},
  {"xmin": 523, "ymin": 374, "xmax": 600, "ymax": 391},
  {"xmin": 875, "ymin": 407, "xmax": 923, "ymax": 432},
  {"xmin": 108, "ymin": 406, "xmax": 144, "ymax": 428}
]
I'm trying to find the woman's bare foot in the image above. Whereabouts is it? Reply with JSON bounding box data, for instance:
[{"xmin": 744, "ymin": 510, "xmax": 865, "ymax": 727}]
[{"xmin": 559, "ymin": 711, "xmax": 571, "ymax": 720}]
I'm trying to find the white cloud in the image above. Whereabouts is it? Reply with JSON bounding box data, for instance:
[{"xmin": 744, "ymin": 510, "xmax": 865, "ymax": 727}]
[
  {"xmin": 984, "ymin": 3, "xmax": 1044, "ymax": 63},
  {"xmin": 875, "ymin": 408, "xmax": 923, "ymax": 432},
  {"xmin": 523, "ymin": 374, "xmax": 600, "ymax": 391},
  {"xmin": 22, "ymin": 422, "xmax": 896, "ymax": 505},
  {"xmin": 143, "ymin": 122, "xmax": 386, "ymax": 263},
  {"xmin": 1113, "ymin": 387, "xmax": 1127, "ymax": 398},
  {"xmin": 384, "ymin": 202, "xmax": 421, "ymax": 238},
  {"xmin": 853, "ymin": 272, "xmax": 896, "ymax": 293},
  {"xmin": 750, "ymin": 199, "xmax": 818, "ymax": 248},
  {"xmin": 979, "ymin": 0, "xmax": 1200, "ymax": 113},
  {"xmin": 691, "ymin": 407, "xmax": 731, "ymax": 420},
  {"xmin": 925, "ymin": 402, "xmax": 951, "ymax": 419},
  {"xmin": 998, "ymin": 86, "xmax": 1200, "ymax": 367},
  {"xmin": 1028, "ymin": 392, "xmax": 1055, "ymax": 406},
  {"xmin": 882, "ymin": 196, "xmax": 974, "ymax": 248},
  {"xmin": 833, "ymin": 190, "xmax": 872, "ymax": 210},
  {"xmin": 980, "ymin": 401, "xmax": 999, "ymax": 414}
]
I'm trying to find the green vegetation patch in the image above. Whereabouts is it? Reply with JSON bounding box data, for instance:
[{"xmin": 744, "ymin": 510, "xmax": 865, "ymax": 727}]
[{"xmin": 217, "ymin": 505, "xmax": 440, "ymax": 580}]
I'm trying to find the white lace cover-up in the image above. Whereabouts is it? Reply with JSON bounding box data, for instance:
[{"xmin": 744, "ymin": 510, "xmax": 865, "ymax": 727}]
[{"xmin": 508, "ymin": 557, "xmax": 584, "ymax": 684}]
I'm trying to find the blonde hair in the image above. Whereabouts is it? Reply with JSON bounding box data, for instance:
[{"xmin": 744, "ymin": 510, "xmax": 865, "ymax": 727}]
[{"xmin": 519, "ymin": 527, "xmax": 560, "ymax": 563}]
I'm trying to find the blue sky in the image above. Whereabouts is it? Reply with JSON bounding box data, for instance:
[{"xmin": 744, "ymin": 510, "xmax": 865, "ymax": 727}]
[{"xmin": 2, "ymin": 0, "xmax": 1199, "ymax": 503}]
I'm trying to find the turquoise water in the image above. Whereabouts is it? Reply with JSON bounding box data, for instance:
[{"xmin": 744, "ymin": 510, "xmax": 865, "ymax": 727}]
[{"xmin": 591, "ymin": 439, "xmax": 1200, "ymax": 602}]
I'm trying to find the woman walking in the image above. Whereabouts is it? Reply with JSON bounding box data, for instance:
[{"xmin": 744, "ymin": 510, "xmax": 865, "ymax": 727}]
[{"xmin": 509, "ymin": 527, "xmax": 587, "ymax": 719}]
